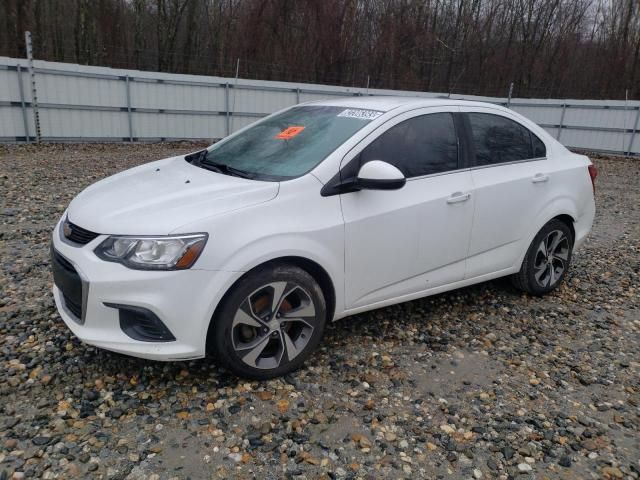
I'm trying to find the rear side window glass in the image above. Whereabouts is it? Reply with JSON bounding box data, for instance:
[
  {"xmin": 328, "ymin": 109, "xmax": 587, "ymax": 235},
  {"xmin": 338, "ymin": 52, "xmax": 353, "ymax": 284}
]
[
  {"xmin": 531, "ymin": 133, "xmax": 546, "ymax": 158},
  {"xmin": 468, "ymin": 113, "xmax": 534, "ymax": 166},
  {"xmin": 360, "ymin": 112, "xmax": 458, "ymax": 178}
]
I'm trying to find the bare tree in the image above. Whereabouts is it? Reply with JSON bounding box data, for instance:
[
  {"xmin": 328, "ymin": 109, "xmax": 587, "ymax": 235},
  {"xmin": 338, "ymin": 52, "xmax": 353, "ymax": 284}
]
[{"xmin": 1, "ymin": 0, "xmax": 638, "ymax": 99}]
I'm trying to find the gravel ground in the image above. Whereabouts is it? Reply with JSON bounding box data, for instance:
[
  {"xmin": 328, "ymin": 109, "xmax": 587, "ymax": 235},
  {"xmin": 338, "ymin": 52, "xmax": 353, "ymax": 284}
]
[{"xmin": 0, "ymin": 143, "xmax": 638, "ymax": 480}]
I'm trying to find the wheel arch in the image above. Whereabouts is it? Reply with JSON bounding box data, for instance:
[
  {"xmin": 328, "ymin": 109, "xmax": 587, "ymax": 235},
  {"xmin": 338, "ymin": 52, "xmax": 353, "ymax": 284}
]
[
  {"xmin": 205, "ymin": 256, "xmax": 336, "ymax": 356},
  {"xmin": 552, "ymin": 213, "xmax": 576, "ymax": 245},
  {"xmin": 515, "ymin": 198, "xmax": 579, "ymax": 269}
]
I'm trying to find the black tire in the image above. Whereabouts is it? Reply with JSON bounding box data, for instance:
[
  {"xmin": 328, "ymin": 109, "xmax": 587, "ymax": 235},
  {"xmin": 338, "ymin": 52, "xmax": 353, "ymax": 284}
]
[
  {"xmin": 209, "ymin": 263, "xmax": 326, "ymax": 379},
  {"xmin": 512, "ymin": 219, "xmax": 573, "ymax": 295}
]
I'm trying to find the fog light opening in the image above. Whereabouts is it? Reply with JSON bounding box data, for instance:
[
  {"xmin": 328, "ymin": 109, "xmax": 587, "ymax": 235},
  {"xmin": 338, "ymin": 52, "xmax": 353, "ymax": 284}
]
[{"xmin": 104, "ymin": 303, "xmax": 176, "ymax": 342}]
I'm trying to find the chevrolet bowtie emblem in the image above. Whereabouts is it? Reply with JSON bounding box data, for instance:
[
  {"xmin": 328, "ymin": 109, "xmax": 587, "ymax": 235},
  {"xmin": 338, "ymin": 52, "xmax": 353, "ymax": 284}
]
[{"xmin": 63, "ymin": 219, "xmax": 72, "ymax": 238}]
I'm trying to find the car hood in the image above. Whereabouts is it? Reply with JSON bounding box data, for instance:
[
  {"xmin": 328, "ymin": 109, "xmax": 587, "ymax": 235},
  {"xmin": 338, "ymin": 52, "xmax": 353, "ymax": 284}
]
[{"xmin": 67, "ymin": 155, "xmax": 279, "ymax": 235}]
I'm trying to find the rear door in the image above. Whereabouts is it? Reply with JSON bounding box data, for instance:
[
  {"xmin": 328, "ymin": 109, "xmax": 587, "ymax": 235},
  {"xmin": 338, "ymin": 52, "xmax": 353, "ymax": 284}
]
[
  {"xmin": 339, "ymin": 107, "xmax": 475, "ymax": 309},
  {"xmin": 461, "ymin": 107, "xmax": 550, "ymax": 278}
]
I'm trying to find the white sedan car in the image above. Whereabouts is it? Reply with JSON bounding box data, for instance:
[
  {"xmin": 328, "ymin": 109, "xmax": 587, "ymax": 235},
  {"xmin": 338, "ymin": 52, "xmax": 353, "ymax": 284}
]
[{"xmin": 51, "ymin": 97, "xmax": 596, "ymax": 378}]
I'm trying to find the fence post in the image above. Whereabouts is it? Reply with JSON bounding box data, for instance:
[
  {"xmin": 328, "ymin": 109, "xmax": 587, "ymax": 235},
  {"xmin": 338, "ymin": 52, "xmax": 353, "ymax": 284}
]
[
  {"xmin": 125, "ymin": 75, "xmax": 134, "ymax": 142},
  {"xmin": 16, "ymin": 64, "xmax": 30, "ymax": 142},
  {"xmin": 24, "ymin": 31, "xmax": 41, "ymax": 143},
  {"xmin": 623, "ymin": 89, "xmax": 629, "ymax": 154},
  {"xmin": 507, "ymin": 82, "xmax": 514, "ymax": 107},
  {"xmin": 556, "ymin": 103, "xmax": 567, "ymax": 141},
  {"xmin": 225, "ymin": 83, "xmax": 230, "ymax": 136},
  {"xmin": 627, "ymin": 106, "xmax": 640, "ymax": 156},
  {"xmin": 296, "ymin": 87, "xmax": 300, "ymax": 104}
]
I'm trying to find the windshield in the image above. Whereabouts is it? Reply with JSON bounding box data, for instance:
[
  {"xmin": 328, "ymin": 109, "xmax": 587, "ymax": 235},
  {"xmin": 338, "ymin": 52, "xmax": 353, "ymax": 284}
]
[{"xmin": 201, "ymin": 105, "xmax": 382, "ymax": 180}]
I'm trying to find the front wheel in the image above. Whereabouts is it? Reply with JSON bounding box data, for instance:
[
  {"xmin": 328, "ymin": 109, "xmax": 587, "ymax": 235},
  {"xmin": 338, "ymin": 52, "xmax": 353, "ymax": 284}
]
[
  {"xmin": 209, "ymin": 264, "xmax": 327, "ymax": 379},
  {"xmin": 512, "ymin": 219, "xmax": 573, "ymax": 295}
]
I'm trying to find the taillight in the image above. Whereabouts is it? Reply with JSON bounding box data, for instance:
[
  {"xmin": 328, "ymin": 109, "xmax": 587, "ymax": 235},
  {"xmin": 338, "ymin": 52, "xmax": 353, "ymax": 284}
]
[{"xmin": 588, "ymin": 164, "xmax": 598, "ymax": 193}]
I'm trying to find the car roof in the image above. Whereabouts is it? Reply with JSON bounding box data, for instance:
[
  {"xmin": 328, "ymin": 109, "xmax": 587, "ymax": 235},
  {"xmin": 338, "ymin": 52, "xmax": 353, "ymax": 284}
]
[{"xmin": 306, "ymin": 95, "xmax": 506, "ymax": 113}]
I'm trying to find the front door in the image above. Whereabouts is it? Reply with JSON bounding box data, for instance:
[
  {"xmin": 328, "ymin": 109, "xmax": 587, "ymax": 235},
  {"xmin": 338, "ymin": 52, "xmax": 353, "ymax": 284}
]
[{"xmin": 340, "ymin": 108, "xmax": 475, "ymax": 309}]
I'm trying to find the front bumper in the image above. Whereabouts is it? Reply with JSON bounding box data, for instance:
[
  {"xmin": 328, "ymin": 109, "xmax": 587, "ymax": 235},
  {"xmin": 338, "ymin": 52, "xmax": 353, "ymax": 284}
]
[{"xmin": 51, "ymin": 218, "xmax": 235, "ymax": 361}]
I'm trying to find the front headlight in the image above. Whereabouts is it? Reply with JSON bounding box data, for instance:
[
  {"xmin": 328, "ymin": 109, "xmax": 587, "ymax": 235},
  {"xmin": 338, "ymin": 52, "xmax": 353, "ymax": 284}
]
[{"xmin": 95, "ymin": 233, "xmax": 208, "ymax": 270}]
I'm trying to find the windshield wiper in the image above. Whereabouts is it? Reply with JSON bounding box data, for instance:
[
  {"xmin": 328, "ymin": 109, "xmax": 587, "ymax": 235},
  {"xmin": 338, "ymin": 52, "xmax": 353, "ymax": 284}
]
[
  {"xmin": 198, "ymin": 152, "xmax": 254, "ymax": 179},
  {"xmin": 198, "ymin": 161, "xmax": 225, "ymax": 174},
  {"xmin": 220, "ymin": 163, "xmax": 254, "ymax": 179}
]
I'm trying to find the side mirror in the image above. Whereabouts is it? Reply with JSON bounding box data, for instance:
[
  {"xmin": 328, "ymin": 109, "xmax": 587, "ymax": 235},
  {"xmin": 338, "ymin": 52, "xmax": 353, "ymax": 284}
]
[{"xmin": 356, "ymin": 160, "xmax": 406, "ymax": 190}]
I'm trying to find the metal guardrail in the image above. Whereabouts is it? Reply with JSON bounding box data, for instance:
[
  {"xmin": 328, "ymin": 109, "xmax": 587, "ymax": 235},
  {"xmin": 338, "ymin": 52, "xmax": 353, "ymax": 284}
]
[
  {"xmin": 1, "ymin": 61, "xmax": 638, "ymax": 155},
  {"xmin": 1, "ymin": 63, "xmax": 369, "ymax": 142}
]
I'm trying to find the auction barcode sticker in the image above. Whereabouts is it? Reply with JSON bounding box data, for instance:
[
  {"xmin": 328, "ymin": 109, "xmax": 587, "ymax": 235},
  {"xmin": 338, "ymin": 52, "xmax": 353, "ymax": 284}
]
[{"xmin": 337, "ymin": 109, "xmax": 383, "ymax": 120}]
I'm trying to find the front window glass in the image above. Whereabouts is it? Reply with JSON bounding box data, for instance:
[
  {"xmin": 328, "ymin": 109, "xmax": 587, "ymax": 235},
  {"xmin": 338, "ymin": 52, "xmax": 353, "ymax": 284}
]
[
  {"xmin": 201, "ymin": 106, "xmax": 380, "ymax": 180},
  {"xmin": 359, "ymin": 113, "xmax": 459, "ymax": 178}
]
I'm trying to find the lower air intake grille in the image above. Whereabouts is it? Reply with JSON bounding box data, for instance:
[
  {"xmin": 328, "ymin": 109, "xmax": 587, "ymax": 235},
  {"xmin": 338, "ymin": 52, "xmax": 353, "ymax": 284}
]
[
  {"xmin": 104, "ymin": 303, "xmax": 176, "ymax": 342},
  {"xmin": 51, "ymin": 245, "xmax": 85, "ymax": 324},
  {"xmin": 63, "ymin": 294, "xmax": 83, "ymax": 319}
]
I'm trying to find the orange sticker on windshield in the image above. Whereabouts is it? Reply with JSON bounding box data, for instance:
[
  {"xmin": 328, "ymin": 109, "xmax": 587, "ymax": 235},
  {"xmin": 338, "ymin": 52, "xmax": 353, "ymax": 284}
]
[{"xmin": 275, "ymin": 126, "xmax": 305, "ymax": 139}]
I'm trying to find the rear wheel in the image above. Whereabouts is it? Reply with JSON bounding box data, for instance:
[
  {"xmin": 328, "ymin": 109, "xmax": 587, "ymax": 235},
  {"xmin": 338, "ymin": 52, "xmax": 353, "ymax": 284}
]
[
  {"xmin": 210, "ymin": 264, "xmax": 326, "ymax": 379},
  {"xmin": 512, "ymin": 219, "xmax": 573, "ymax": 295}
]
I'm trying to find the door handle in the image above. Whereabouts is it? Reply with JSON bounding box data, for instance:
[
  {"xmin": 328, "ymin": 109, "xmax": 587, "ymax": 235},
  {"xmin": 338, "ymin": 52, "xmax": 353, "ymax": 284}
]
[
  {"xmin": 446, "ymin": 192, "xmax": 471, "ymax": 204},
  {"xmin": 532, "ymin": 173, "xmax": 549, "ymax": 183}
]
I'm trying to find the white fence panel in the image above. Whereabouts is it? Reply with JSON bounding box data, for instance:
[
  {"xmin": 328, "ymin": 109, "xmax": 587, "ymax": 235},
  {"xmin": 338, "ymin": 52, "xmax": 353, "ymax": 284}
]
[
  {"xmin": 132, "ymin": 112, "xmax": 223, "ymax": 140},
  {"xmin": 0, "ymin": 56, "xmax": 638, "ymax": 155},
  {"xmin": 233, "ymin": 88, "xmax": 294, "ymax": 114},
  {"xmin": 229, "ymin": 116, "xmax": 262, "ymax": 132},
  {"xmin": 562, "ymin": 129, "xmax": 628, "ymax": 153},
  {"xmin": 39, "ymin": 108, "xmax": 129, "ymax": 139},
  {"xmin": 563, "ymin": 107, "xmax": 635, "ymax": 130},
  {"xmin": 510, "ymin": 105, "xmax": 560, "ymax": 126},
  {"xmin": 0, "ymin": 107, "xmax": 26, "ymax": 137},
  {"xmin": 37, "ymin": 73, "xmax": 123, "ymax": 107},
  {"xmin": 0, "ymin": 68, "xmax": 21, "ymax": 102},
  {"xmin": 130, "ymin": 81, "xmax": 223, "ymax": 111}
]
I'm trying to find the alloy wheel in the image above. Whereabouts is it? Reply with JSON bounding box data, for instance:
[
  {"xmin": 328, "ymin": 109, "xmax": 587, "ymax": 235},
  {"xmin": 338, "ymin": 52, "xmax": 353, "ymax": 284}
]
[
  {"xmin": 533, "ymin": 229, "xmax": 569, "ymax": 288},
  {"xmin": 231, "ymin": 281, "xmax": 318, "ymax": 370}
]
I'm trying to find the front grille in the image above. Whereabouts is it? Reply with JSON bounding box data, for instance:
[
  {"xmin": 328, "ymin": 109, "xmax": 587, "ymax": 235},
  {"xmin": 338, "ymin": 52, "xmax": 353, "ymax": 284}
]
[{"xmin": 64, "ymin": 218, "xmax": 99, "ymax": 245}]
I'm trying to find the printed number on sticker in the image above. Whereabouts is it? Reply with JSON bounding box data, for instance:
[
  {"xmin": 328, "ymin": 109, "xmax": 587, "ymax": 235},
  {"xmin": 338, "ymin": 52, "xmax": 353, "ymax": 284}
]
[{"xmin": 337, "ymin": 109, "xmax": 383, "ymax": 120}]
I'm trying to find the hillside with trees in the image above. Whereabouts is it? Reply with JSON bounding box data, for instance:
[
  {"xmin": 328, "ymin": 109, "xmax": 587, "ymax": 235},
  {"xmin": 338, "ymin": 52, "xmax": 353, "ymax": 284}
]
[{"xmin": 1, "ymin": 0, "xmax": 639, "ymax": 99}]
